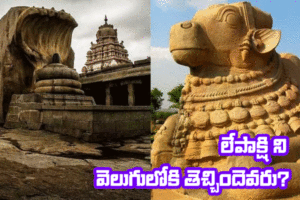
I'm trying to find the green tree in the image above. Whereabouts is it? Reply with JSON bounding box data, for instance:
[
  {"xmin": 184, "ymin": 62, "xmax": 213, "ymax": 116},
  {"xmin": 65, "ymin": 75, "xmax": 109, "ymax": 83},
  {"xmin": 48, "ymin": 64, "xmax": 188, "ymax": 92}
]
[
  {"xmin": 168, "ymin": 84, "xmax": 183, "ymax": 109},
  {"xmin": 151, "ymin": 88, "xmax": 164, "ymax": 112}
]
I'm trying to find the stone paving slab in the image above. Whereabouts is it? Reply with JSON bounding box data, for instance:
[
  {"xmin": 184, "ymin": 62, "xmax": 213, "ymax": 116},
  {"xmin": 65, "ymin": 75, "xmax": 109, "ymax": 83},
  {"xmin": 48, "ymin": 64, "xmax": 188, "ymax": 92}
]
[
  {"xmin": 0, "ymin": 127, "xmax": 150, "ymax": 170},
  {"xmin": 0, "ymin": 128, "xmax": 102, "ymax": 156},
  {"xmin": 87, "ymin": 158, "xmax": 150, "ymax": 171},
  {"xmin": 0, "ymin": 127, "xmax": 151, "ymax": 199}
]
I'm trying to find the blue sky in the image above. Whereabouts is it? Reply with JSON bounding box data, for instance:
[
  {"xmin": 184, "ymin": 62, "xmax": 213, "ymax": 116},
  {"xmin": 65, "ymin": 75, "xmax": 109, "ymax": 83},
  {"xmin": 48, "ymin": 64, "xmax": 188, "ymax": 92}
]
[{"xmin": 151, "ymin": 0, "xmax": 300, "ymax": 108}]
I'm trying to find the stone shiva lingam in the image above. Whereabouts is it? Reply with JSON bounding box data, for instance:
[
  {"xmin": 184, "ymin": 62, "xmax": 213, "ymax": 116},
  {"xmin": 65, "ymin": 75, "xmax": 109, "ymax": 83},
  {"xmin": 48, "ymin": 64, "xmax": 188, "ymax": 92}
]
[
  {"xmin": 34, "ymin": 53, "xmax": 84, "ymax": 95},
  {"xmin": 151, "ymin": 2, "xmax": 300, "ymax": 199}
]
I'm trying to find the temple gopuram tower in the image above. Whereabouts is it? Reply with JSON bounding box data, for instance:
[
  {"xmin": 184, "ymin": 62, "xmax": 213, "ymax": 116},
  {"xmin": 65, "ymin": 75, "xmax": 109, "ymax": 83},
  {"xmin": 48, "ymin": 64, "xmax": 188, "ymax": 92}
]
[
  {"xmin": 83, "ymin": 15, "xmax": 131, "ymax": 72},
  {"xmin": 80, "ymin": 15, "xmax": 150, "ymax": 107}
]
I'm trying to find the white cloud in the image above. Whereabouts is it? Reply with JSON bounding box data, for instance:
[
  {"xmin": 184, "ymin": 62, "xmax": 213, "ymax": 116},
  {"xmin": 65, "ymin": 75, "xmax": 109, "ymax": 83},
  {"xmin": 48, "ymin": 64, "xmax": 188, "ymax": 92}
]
[
  {"xmin": 154, "ymin": 0, "xmax": 188, "ymax": 11},
  {"xmin": 151, "ymin": 47, "xmax": 173, "ymax": 61},
  {"xmin": 157, "ymin": 0, "xmax": 173, "ymax": 8},
  {"xmin": 187, "ymin": 0, "xmax": 228, "ymax": 10},
  {"xmin": 151, "ymin": 47, "xmax": 189, "ymax": 109},
  {"xmin": 155, "ymin": 0, "xmax": 228, "ymax": 11},
  {"xmin": 127, "ymin": 37, "xmax": 151, "ymax": 61}
]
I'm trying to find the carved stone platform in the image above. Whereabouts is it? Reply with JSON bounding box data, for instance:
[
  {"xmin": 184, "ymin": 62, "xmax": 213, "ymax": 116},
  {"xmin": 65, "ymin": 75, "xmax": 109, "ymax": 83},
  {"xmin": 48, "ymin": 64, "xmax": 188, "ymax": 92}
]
[{"xmin": 4, "ymin": 94, "xmax": 150, "ymax": 142}]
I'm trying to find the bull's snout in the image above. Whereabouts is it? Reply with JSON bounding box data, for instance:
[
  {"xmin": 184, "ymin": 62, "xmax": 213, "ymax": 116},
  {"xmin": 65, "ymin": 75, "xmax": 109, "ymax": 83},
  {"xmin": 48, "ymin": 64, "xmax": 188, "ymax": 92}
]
[
  {"xmin": 169, "ymin": 20, "xmax": 211, "ymax": 67},
  {"xmin": 170, "ymin": 21, "xmax": 207, "ymax": 52}
]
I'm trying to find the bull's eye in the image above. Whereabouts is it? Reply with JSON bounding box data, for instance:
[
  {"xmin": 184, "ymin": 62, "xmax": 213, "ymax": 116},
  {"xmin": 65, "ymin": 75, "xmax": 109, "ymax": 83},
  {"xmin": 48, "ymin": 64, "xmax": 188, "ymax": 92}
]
[{"xmin": 225, "ymin": 13, "xmax": 241, "ymax": 27}]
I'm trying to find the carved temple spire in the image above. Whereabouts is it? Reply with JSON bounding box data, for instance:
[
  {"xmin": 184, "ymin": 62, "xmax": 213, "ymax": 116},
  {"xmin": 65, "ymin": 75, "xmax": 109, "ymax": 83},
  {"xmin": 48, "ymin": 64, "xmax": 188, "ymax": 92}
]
[
  {"xmin": 104, "ymin": 15, "xmax": 108, "ymax": 25},
  {"xmin": 82, "ymin": 15, "xmax": 131, "ymax": 73}
]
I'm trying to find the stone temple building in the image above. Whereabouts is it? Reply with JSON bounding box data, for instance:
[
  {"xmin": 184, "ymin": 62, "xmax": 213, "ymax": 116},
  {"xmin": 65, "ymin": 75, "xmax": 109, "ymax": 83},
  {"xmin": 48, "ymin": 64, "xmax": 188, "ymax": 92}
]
[
  {"xmin": 80, "ymin": 16, "xmax": 150, "ymax": 107},
  {"xmin": 83, "ymin": 15, "xmax": 131, "ymax": 72},
  {"xmin": 2, "ymin": 7, "xmax": 150, "ymax": 142}
]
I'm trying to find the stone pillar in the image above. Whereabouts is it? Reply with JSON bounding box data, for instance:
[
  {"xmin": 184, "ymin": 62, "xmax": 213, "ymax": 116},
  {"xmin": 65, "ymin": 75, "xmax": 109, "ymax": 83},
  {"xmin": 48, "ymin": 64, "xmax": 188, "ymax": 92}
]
[
  {"xmin": 128, "ymin": 83, "xmax": 135, "ymax": 106},
  {"xmin": 106, "ymin": 85, "xmax": 112, "ymax": 105}
]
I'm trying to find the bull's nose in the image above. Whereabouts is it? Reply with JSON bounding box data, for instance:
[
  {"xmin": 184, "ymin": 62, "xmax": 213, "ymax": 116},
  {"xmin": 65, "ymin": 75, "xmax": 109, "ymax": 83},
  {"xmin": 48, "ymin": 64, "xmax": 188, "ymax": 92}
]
[{"xmin": 181, "ymin": 21, "xmax": 192, "ymax": 29}]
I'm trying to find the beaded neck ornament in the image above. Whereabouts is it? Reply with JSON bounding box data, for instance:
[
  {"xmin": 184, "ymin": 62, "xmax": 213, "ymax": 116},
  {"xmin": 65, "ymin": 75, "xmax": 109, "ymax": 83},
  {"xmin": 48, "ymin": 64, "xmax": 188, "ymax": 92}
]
[{"xmin": 172, "ymin": 52, "xmax": 300, "ymax": 167}]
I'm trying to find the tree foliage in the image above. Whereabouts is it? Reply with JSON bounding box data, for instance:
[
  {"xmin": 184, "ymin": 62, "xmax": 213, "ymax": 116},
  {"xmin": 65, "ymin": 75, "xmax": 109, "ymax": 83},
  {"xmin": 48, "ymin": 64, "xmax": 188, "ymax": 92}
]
[
  {"xmin": 153, "ymin": 111, "xmax": 177, "ymax": 121},
  {"xmin": 151, "ymin": 88, "xmax": 164, "ymax": 112},
  {"xmin": 168, "ymin": 84, "xmax": 183, "ymax": 109}
]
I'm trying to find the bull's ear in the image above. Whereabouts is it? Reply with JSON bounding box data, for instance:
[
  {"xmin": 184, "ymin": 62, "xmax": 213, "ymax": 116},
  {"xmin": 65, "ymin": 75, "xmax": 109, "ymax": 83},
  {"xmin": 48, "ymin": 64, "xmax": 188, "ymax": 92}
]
[{"xmin": 252, "ymin": 29, "xmax": 281, "ymax": 54}]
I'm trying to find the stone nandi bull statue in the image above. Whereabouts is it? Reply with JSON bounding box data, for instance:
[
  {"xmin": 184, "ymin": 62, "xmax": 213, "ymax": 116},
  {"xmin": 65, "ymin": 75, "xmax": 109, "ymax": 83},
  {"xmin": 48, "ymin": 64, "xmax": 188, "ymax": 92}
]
[
  {"xmin": 152, "ymin": 2, "xmax": 300, "ymax": 199},
  {"xmin": 0, "ymin": 6, "xmax": 77, "ymax": 122}
]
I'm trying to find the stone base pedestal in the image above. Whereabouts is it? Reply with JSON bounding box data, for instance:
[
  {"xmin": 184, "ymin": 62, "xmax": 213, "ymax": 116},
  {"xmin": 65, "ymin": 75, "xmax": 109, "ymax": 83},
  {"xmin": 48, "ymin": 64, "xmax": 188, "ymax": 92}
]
[
  {"xmin": 40, "ymin": 94, "xmax": 95, "ymax": 106},
  {"xmin": 4, "ymin": 93, "xmax": 95, "ymax": 130},
  {"xmin": 4, "ymin": 94, "xmax": 150, "ymax": 142}
]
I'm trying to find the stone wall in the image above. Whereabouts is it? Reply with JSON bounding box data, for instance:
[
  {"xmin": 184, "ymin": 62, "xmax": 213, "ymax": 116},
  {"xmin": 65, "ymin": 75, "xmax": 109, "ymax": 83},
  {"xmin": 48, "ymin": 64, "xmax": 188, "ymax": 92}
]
[{"xmin": 4, "ymin": 94, "xmax": 151, "ymax": 142}]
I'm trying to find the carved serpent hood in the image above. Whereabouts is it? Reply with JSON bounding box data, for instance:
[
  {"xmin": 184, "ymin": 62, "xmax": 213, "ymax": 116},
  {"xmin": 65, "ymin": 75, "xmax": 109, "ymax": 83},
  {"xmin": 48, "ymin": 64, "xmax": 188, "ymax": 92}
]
[
  {"xmin": 0, "ymin": 6, "xmax": 77, "ymax": 121},
  {"xmin": 9, "ymin": 6, "xmax": 77, "ymax": 69}
]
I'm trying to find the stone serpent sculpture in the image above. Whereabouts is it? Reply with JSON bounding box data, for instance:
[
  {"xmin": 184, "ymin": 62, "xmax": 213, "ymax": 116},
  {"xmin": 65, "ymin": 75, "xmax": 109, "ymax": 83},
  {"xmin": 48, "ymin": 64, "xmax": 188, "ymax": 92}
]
[{"xmin": 0, "ymin": 6, "xmax": 77, "ymax": 122}]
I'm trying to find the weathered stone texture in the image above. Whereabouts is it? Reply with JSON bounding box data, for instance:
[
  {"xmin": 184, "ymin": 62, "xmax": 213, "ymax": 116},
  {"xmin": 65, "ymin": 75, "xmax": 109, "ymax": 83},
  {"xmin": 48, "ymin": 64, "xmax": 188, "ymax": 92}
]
[
  {"xmin": 0, "ymin": 7, "xmax": 78, "ymax": 121},
  {"xmin": 152, "ymin": 2, "xmax": 300, "ymax": 200},
  {"xmin": 5, "ymin": 94, "xmax": 150, "ymax": 141}
]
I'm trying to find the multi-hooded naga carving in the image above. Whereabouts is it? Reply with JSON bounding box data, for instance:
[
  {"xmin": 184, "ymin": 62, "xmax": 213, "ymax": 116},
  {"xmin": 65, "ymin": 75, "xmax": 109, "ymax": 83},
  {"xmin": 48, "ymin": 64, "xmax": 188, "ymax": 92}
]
[
  {"xmin": 152, "ymin": 2, "xmax": 300, "ymax": 199},
  {"xmin": 0, "ymin": 6, "xmax": 77, "ymax": 121}
]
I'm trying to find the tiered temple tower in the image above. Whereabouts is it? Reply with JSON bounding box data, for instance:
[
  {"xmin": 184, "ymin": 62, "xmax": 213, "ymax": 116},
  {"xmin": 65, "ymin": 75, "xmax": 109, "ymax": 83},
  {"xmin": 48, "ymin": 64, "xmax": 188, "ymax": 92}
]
[
  {"xmin": 82, "ymin": 15, "xmax": 131, "ymax": 73},
  {"xmin": 79, "ymin": 16, "xmax": 150, "ymax": 108}
]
